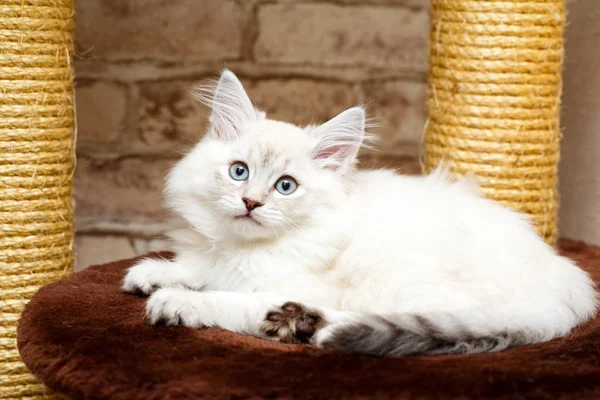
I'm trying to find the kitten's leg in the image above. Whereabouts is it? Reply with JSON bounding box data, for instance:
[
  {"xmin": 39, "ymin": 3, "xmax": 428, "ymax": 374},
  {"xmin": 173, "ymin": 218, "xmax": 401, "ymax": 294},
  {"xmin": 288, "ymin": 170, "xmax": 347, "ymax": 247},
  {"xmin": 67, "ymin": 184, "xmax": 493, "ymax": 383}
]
[
  {"xmin": 122, "ymin": 258, "xmax": 194, "ymax": 295},
  {"xmin": 146, "ymin": 287, "xmax": 285, "ymax": 336},
  {"xmin": 261, "ymin": 302, "xmax": 360, "ymax": 344}
]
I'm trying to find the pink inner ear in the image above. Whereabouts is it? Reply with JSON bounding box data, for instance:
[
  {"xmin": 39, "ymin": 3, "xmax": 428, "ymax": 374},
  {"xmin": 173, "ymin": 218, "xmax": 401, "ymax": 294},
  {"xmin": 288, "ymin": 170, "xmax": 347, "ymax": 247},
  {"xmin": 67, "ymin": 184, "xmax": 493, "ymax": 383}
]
[
  {"xmin": 313, "ymin": 144, "xmax": 347, "ymax": 160},
  {"xmin": 213, "ymin": 121, "xmax": 240, "ymax": 140}
]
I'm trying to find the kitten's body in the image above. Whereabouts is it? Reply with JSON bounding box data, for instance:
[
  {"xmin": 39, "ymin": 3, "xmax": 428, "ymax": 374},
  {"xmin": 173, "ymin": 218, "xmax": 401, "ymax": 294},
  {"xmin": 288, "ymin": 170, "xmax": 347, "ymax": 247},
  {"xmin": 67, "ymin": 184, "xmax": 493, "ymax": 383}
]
[{"xmin": 123, "ymin": 70, "xmax": 597, "ymax": 356}]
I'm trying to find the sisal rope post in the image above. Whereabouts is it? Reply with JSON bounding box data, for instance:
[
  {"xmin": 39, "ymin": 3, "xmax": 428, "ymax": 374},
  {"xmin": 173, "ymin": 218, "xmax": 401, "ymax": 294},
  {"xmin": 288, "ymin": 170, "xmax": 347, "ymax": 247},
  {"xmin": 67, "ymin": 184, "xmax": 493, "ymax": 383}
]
[
  {"xmin": 0, "ymin": 0, "xmax": 75, "ymax": 397},
  {"xmin": 423, "ymin": 0, "xmax": 565, "ymax": 246}
]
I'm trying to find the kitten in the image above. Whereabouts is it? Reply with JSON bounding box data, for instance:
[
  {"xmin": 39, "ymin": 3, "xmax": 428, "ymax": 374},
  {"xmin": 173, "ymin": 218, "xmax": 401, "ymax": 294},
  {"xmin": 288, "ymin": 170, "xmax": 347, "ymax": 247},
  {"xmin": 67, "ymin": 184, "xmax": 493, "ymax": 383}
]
[{"xmin": 122, "ymin": 69, "xmax": 597, "ymax": 356}]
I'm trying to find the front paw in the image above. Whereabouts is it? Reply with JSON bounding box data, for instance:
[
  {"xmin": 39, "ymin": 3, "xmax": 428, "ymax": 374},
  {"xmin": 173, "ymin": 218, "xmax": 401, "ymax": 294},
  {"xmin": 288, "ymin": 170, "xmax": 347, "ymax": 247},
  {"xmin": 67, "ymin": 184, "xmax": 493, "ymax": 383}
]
[
  {"xmin": 122, "ymin": 259, "xmax": 164, "ymax": 295},
  {"xmin": 261, "ymin": 302, "xmax": 325, "ymax": 344},
  {"xmin": 146, "ymin": 288, "xmax": 204, "ymax": 328}
]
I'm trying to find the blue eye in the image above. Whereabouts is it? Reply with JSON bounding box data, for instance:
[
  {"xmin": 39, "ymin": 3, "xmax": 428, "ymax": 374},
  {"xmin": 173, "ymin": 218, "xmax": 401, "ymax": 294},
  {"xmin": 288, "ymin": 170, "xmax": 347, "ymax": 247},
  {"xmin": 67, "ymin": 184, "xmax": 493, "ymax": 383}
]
[
  {"xmin": 275, "ymin": 176, "xmax": 298, "ymax": 195},
  {"xmin": 229, "ymin": 162, "xmax": 249, "ymax": 181}
]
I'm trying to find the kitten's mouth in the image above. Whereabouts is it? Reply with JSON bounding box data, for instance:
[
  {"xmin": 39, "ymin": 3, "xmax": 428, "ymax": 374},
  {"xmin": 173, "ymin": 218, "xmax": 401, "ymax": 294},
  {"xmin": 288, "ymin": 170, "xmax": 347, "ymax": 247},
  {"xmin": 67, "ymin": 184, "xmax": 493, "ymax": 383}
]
[{"xmin": 235, "ymin": 213, "xmax": 262, "ymax": 225}]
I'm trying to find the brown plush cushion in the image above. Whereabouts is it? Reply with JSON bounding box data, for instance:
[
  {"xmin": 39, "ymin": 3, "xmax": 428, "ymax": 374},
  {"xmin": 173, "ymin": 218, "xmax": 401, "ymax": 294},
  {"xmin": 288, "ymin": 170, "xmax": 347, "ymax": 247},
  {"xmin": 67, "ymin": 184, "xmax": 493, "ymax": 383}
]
[{"xmin": 17, "ymin": 239, "xmax": 600, "ymax": 400}]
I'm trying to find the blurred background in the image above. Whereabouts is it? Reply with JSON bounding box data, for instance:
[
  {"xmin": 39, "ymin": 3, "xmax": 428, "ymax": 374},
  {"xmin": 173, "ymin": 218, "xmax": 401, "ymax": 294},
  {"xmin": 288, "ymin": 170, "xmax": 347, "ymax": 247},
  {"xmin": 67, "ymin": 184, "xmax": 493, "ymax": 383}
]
[{"xmin": 72, "ymin": 0, "xmax": 600, "ymax": 269}]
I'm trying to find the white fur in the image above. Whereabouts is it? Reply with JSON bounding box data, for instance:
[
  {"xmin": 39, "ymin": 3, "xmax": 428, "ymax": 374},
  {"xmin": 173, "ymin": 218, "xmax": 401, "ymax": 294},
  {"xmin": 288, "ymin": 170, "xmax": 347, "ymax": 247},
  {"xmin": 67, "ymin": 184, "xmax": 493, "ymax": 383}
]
[{"xmin": 123, "ymin": 70, "xmax": 598, "ymax": 354}]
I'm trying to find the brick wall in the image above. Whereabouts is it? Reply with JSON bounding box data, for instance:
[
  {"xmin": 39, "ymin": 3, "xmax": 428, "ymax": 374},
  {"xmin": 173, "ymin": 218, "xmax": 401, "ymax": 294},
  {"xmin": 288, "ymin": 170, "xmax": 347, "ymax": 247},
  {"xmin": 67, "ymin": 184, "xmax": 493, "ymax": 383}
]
[{"xmin": 73, "ymin": 0, "xmax": 430, "ymax": 269}]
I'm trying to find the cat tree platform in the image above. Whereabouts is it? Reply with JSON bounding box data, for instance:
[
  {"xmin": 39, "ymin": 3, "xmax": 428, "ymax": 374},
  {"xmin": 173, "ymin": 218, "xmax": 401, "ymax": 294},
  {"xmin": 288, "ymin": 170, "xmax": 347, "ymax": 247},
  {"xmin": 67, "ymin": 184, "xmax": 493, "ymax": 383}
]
[{"xmin": 16, "ymin": 239, "xmax": 600, "ymax": 400}]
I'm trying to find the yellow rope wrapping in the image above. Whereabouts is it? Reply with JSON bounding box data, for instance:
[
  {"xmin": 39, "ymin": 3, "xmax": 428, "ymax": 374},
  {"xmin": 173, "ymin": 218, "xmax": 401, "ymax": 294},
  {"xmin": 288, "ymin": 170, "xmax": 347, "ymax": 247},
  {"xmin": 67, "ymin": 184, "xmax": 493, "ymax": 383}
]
[
  {"xmin": 424, "ymin": 0, "xmax": 565, "ymax": 246},
  {"xmin": 0, "ymin": 0, "xmax": 75, "ymax": 397}
]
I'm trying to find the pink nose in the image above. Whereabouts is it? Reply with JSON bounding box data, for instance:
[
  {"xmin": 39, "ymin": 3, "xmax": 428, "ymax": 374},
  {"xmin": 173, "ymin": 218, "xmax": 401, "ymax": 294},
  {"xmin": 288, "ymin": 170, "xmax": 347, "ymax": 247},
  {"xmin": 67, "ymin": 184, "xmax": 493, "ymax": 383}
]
[{"xmin": 243, "ymin": 198, "xmax": 263, "ymax": 211}]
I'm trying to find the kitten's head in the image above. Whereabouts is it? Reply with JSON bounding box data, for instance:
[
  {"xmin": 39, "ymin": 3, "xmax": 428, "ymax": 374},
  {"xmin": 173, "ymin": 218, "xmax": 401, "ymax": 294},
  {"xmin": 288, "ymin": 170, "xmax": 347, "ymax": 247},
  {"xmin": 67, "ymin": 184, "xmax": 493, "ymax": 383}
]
[{"xmin": 166, "ymin": 70, "xmax": 367, "ymax": 242}]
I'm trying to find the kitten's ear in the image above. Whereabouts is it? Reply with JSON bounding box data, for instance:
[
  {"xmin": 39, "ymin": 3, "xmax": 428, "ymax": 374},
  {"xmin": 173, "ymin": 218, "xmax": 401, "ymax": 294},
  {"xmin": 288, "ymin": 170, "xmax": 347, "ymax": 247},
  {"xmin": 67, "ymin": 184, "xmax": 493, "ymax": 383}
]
[
  {"xmin": 193, "ymin": 69, "xmax": 258, "ymax": 140},
  {"xmin": 310, "ymin": 107, "xmax": 366, "ymax": 172}
]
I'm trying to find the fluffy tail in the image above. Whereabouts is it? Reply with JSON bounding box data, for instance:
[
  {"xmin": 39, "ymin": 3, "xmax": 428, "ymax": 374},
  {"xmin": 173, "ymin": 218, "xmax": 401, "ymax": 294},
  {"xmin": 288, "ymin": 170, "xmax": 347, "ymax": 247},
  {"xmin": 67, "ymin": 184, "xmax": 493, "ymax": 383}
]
[{"xmin": 317, "ymin": 311, "xmax": 534, "ymax": 357}]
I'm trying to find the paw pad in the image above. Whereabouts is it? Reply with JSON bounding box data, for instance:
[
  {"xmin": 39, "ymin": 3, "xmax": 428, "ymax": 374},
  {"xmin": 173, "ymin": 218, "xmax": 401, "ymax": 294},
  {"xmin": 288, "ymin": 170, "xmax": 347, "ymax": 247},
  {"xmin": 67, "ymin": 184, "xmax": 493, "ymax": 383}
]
[{"xmin": 262, "ymin": 302, "xmax": 324, "ymax": 344}]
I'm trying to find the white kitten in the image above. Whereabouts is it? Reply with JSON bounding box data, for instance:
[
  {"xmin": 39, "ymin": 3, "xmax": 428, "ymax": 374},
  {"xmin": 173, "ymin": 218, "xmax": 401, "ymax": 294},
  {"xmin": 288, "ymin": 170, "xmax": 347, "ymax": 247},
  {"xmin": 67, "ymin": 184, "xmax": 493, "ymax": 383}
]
[{"xmin": 122, "ymin": 70, "xmax": 598, "ymax": 356}]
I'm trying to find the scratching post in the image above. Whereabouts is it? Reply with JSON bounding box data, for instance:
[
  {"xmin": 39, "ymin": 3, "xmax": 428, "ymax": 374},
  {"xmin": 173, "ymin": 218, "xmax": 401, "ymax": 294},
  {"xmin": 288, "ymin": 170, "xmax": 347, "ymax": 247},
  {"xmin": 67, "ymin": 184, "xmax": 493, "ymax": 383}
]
[
  {"xmin": 0, "ymin": 0, "xmax": 75, "ymax": 397},
  {"xmin": 424, "ymin": 0, "xmax": 565, "ymax": 245}
]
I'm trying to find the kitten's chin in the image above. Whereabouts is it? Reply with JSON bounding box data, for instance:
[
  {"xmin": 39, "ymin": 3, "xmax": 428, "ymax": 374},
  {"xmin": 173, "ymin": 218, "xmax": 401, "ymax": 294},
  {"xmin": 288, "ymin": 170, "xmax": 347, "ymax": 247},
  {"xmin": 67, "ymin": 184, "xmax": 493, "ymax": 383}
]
[
  {"xmin": 230, "ymin": 217, "xmax": 276, "ymax": 241},
  {"xmin": 234, "ymin": 214, "xmax": 262, "ymax": 226}
]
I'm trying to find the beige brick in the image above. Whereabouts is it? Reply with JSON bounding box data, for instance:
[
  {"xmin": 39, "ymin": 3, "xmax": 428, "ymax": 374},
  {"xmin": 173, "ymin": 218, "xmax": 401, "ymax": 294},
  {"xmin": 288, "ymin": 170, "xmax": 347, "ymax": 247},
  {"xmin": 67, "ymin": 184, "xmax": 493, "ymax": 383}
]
[
  {"xmin": 76, "ymin": 82, "xmax": 127, "ymax": 154},
  {"xmin": 135, "ymin": 81, "xmax": 210, "ymax": 155},
  {"xmin": 255, "ymin": 4, "xmax": 428, "ymax": 72},
  {"xmin": 363, "ymin": 80, "xmax": 426, "ymax": 156},
  {"xmin": 247, "ymin": 79, "xmax": 359, "ymax": 126},
  {"xmin": 76, "ymin": 0, "xmax": 244, "ymax": 61},
  {"xmin": 75, "ymin": 235, "xmax": 137, "ymax": 271},
  {"xmin": 131, "ymin": 238, "xmax": 149, "ymax": 255},
  {"xmin": 359, "ymin": 154, "xmax": 421, "ymax": 174},
  {"xmin": 291, "ymin": 0, "xmax": 428, "ymax": 6},
  {"xmin": 132, "ymin": 237, "xmax": 173, "ymax": 255},
  {"xmin": 75, "ymin": 158, "xmax": 171, "ymax": 227},
  {"xmin": 134, "ymin": 78, "xmax": 358, "ymax": 155}
]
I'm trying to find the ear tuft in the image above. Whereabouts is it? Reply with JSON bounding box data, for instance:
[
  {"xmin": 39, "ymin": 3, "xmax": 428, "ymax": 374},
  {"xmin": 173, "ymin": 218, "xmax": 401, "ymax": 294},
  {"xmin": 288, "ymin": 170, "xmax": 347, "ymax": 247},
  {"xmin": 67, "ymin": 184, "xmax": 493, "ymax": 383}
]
[
  {"xmin": 192, "ymin": 69, "xmax": 258, "ymax": 140},
  {"xmin": 309, "ymin": 107, "xmax": 366, "ymax": 173}
]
